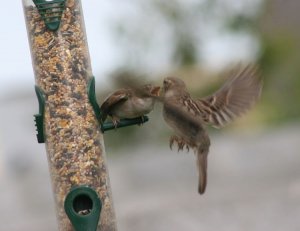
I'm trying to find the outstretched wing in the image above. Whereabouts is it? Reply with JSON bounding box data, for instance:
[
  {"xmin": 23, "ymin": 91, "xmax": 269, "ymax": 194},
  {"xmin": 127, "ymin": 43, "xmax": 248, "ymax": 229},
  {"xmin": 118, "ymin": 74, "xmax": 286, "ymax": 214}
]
[
  {"xmin": 196, "ymin": 65, "xmax": 263, "ymax": 128},
  {"xmin": 100, "ymin": 89, "xmax": 129, "ymax": 122}
]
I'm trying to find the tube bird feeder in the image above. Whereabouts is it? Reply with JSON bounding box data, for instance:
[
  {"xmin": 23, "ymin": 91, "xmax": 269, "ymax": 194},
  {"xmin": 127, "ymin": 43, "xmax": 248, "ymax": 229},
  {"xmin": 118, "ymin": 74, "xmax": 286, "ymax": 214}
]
[{"xmin": 23, "ymin": 0, "xmax": 117, "ymax": 230}]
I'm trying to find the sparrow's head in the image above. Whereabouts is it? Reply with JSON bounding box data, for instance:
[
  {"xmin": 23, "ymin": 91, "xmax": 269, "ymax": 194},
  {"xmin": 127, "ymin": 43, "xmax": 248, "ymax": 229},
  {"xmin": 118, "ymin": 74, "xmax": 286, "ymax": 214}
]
[
  {"xmin": 162, "ymin": 77, "xmax": 187, "ymax": 98},
  {"xmin": 138, "ymin": 84, "xmax": 161, "ymax": 97}
]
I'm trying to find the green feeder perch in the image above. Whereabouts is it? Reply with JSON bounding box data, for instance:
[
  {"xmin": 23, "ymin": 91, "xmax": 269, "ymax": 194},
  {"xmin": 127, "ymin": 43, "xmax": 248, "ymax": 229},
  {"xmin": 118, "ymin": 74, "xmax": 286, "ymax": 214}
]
[{"xmin": 101, "ymin": 116, "xmax": 149, "ymax": 132}]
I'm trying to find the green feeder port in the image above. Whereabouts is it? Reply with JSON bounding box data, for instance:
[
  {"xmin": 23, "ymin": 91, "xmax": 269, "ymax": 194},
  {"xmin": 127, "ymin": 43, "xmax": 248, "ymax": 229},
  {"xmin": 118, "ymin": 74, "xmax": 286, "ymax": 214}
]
[
  {"xmin": 33, "ymin": 0, "xmax": 66, "ymax": 31},
  {"xmin": 65, "ymin": 186, "xmax": 102, "ymax": 231}
]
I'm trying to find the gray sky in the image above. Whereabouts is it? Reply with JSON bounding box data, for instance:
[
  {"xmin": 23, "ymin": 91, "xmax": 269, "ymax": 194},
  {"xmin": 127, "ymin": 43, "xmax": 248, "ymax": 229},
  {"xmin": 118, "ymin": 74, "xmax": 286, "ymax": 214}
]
[
  {"xmin": 0, "ymin": 1, "xmax": 120, "ymax": 98},
  {"xmin": 0, "ymin": 1, "xmax": 260, "ymax": 99}
]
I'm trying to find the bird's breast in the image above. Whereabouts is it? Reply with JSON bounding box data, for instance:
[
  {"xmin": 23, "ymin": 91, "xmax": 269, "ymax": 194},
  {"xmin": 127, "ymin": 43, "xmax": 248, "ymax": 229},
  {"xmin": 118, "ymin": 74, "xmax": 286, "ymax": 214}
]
[
  {"xmin": 163, "ymin": 102, "xmax": 207, "ymax": 142},
  {"xmin": 113, "ymin": 97, "xmax": 154, "ymax": 118}
]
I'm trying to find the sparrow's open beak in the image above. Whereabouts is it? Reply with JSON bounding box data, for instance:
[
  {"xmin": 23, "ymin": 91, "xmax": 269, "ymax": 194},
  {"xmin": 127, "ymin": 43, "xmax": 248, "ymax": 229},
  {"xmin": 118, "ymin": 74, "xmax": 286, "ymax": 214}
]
[{"xmin": 150, "ymin": 86, "xmax": 161, "ymax": 96}]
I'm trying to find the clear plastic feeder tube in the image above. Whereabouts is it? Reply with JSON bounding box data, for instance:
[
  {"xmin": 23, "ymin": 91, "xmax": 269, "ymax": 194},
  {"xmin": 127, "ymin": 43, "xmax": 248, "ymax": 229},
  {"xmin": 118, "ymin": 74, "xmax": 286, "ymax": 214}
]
[{"xmin": 22, "ymin": 0, "xmax": 117, "ymax": 230}]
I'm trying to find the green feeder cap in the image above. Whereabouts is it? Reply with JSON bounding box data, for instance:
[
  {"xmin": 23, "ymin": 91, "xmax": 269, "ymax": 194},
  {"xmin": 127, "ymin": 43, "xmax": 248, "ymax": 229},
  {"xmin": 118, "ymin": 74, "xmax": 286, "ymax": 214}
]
[
  {"xmin": 33, "ymin": 0, "xmax": 66, "ymax": 31},
  {"xmin": 65, "ymin": 186, "xmax": 102, "ymax": 231}
]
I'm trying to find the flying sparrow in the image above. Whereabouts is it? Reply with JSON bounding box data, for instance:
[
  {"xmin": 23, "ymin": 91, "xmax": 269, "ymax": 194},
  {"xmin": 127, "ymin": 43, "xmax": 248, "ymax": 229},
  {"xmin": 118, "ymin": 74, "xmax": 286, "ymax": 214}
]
[
  {"xmin": 161, "ymin": 65, "xmax": 263, "ymax": 194},
  {"xmin": 100, "ymin": 84, "xmax": 161, "ymax": 127}
]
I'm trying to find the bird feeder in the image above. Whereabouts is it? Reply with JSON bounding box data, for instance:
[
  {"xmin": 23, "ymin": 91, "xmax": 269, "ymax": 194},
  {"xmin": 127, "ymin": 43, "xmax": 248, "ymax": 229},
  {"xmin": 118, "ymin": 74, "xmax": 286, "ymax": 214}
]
[{"xmin": 23, "ymin": 0, "xmax": 117, "ymax": 230}]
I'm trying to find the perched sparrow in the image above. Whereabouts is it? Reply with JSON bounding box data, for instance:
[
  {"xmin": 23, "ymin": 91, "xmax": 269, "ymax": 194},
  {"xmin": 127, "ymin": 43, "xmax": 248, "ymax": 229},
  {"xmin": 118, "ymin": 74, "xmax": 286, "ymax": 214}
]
[
  {"xmin": 100, "ymin": 84, "xmax": 161, "ymax": 126},
  {"xmin": 161, "ymin": 66, "xmax": 263, "ymax": 194}
]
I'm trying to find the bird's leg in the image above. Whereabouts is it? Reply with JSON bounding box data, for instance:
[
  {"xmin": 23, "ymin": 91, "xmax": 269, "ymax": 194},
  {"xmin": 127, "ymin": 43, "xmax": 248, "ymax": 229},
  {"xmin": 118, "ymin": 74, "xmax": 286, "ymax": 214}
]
[
  {"xmin": 169, "ymin": 136, "xmax": 190, "ymax": 152},
  {"xmin": 169, "ymin": 135, "xmax": 178, "ymax": 150},
  {"xmin": 137, "ymin": 116, "xmax": 145, "ymax": 126},
  {"xmin": 178, "ymin": 138, "xmax": 191, "ymax": 152},
  {"xmin": 111, "ymin": 116, "xmax": 120, "ymax": 129},
  {"xmin": 177, "ymin": 138, "xmax": 185, "ymax": 151},
  {"xmin": 185, "ymin": 144, "xmax": 190, "ymax": 152}
]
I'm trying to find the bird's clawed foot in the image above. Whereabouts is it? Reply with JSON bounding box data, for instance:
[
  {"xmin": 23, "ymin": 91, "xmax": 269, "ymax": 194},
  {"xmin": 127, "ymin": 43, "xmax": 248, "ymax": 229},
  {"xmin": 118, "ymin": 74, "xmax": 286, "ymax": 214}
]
[
  {"xmin": 111, "ymin": 116, "xmax": 120, "ymax": 129},
  {"xmin": 169, "ymin": 135, "xmax": 190, "ymax": 152},
  {"xmin": 137, "ymin": 116, "xmax": 145, "ymax": 126}
]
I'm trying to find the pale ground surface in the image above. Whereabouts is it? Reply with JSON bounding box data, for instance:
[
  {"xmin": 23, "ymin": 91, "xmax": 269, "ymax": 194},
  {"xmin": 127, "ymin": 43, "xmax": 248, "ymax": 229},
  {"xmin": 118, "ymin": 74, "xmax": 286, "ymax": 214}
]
[{"xmin": 1, "ymin": 96, "xmax": 300, "ymax": 231}]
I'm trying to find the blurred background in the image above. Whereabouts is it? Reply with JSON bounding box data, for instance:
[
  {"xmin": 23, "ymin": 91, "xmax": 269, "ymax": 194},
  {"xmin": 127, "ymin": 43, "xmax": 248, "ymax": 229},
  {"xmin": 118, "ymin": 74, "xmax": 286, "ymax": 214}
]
[{"xmin": 1, "ymin": 0, "xmax": 300, "ymax": 230}]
